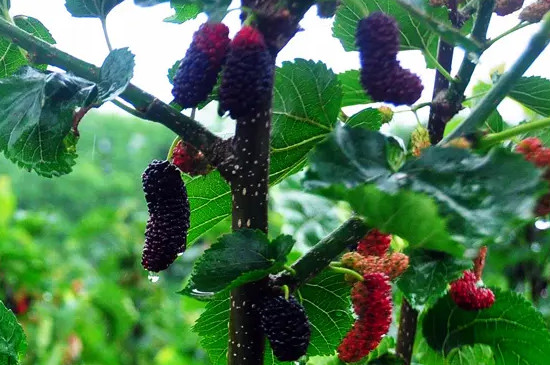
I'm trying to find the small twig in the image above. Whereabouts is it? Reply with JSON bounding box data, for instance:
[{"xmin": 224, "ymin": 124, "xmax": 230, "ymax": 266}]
[
  {"xmin": 473, "ymin": 246, "xmax": 487, "ymax": 280},
  {"xmin": 486, "ymin": 22, "xmax": 532, "ymax": 48},
  {"xmin": 111, "ymin": 99, "xmax": 146, "ymax": 119},
  {"xmin": 329, "ymin": 265, "xmax": 364, "ymax": 282}
]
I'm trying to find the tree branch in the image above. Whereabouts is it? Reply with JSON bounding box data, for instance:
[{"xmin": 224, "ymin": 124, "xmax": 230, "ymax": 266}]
[
  {"xmin": 428, "ymin": 0, "xmax": 495, "ymax": 143},
  {"xmin": 443, "ymin": 13, "xmax": 550, "ymax": 143},
  {"xmin": 396, "ymin": 300, "xmax": 418, "ymax": 365},
  {"xmin": 0, "ymin": 17, "xmax": 223, "ymax": 163}
]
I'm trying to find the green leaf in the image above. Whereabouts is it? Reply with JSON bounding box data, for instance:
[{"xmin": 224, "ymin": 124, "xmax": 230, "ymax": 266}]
[
  {"xmin": 194, "ymin": 270, "xmax": 354, "ymax": 364},
  {"xmin": 0, "ymin": 67, "xmax": 98, "ymax": 177},
  {"xmin": 167, "ymin": 59, "xmax": 180, "ymax": 85},
  {"xmin": 333, "ymin": 0, "xmax": 445, "ymax": 66},
  {"xmin": 338, "ymin": 70, "xmax": 372, "ymax": 107},
  {"xmin": 186, "ymin": 60, "xmax": 342, "ymax": 244},
  {"xmin": 0, "ymin": 0, "xmax": 9, "ymax": 11},
  {"xmin": 0, "ymin": 16, "xmax": 56, "ymax": 77},
  {"xmin": 396, "ymin": 250, "xmax": 471, "ymax": 308},
  {"xmin": 299, "ymin": 270, "xmax": 354, "ymax": 356},
  {"xmin": 164, "ymin": 1, "xmax": 201, "ymax": 23},
  {"xmin": 182, "ymin": 230, "xmax": 294, "ymax": 295},
  {"xmin": 0, "ymin": 300, "xmax": 27, "ymax": 364},
  {"xmin": 65, "ymin": 0, "xmax": 124, "ymax": 18},
  {"xmin": 135, "ymin": 0, "xmax": 167, "ymax": 5},
  {"xmin": 395, "ymin": 0, "xmax": 482, "ymax": 54},
  {"xmin": 423, "ymin": 290, "xmax": 550, "ymax": 364},
  {"xmin": 305, "ymin": 125, "xmax": 544, "ymax": 249},
  {"xmin": 508, "ymin": 76, "xmax": 550, "ymax": 117},
  {"xmin": 346, "ymin": 108, "xmax": 386, "ymax": 130},
  {"xmin": 97, "ymin": 48, "xmax": 134, "ymax": 102},
  {"xmin": 166, "ymin": 0, "xmax": 230, "ymax": 23},
  {"xmin": 446, "ymin": 344, "xmax": 495, "ymax": 365},
  {"xmin": 346, "ymin": 185, "xmax": 464, "ymax": 256},
  {"xmin": 13, "ymin": 16, "xmax": 55, "ymax": 45},
  {"xmin": 468, "ymin": 81, "xmax": 505, "ymax": 133}
]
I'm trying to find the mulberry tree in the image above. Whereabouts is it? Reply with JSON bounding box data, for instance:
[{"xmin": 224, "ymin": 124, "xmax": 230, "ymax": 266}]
[{"xmin": 2, "ymin": 0, "xmax": 550, "ymax": 364}]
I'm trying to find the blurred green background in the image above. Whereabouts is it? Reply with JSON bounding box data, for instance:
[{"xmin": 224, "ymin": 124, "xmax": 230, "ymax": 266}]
[{"xmin": 0, "ymin": 111, "xmax": 345, "ymax": 365}]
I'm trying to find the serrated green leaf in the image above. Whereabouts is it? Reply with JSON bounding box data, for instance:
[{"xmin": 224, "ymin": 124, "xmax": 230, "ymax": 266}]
[
  {"xmin": 164, "ymin": 1, "xmax": 201, "ymax": 23},
  {"xmin": 0, "ymin": 67, "xmax": 98, "ymax": 177},
  {"xmin": 508, "ymin": 76, "xmax": 550, "ymax": 117},
  {"xmin": 397, "ymin": 250, "xmax": 471, "ymax": 308},
  {"xmin": 423, "ymin": 290, "xmax": 550, "ymax": 364},
  {"xmin": 0, "ymin": 300, "xmax": 27, "ymax": 364},
  {"xmin": 166, "ymin": 0, "xmax": 230, "ymax": 23},
  {"xmin": 346, "ymin": 108, "xmax": 386, "ymax": 130},
  {"xmin": 65, "ymin": 0, "xmax": 124, "ymax": 18},
  {"xmin": 338, "ymin": 70, "xmax": 372, "ymax": 107},
  {"xmin": 346, "ymin": 185, "xmax": 464, "ymax": 256},
  {"xmin": 193, "ymin": 270, "xmax": 353, "ymax": 364},
  {"xmin": 13, "ymin": 16, "xmax": 55, "ymax": 45},
  {"xmin": 167, "ymin": 59, "xmax": 180, "ymax": 85},
  {"xmin": 333, "ymin": 0, "xmax": 445, "ymax": 67},
  {"xmin": 446, "ymin": 344, "xmax": 495, "ymax": 365},
  {"xmin": 182, "ymin": 230, "xmax": 294, "ymax": 295},
  {"xmin": 0, "ymin": 38, "xmax": 27, "ymax": 78},
  {"xmin": 305, "ymin": 125, "xmax": 543, "ymax": 249},
  {"xmin": 97, "ymin": 48, "xmax": 134, "ymax": 102},
  {"xmin": 300, "ymin": 270, "xmax": 354, "ymax": 356},
  {"xmin": 186, "ymin": 60, "xmax": 342, "ymax": 244}
]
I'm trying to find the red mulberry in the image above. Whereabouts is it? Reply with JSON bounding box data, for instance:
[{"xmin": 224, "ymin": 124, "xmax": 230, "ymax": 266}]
[
  {"xmin": 450, "ymin": 271, "xmax": 495, "ymax": 311},
  {"xmin": 219, "ymin": 26, "xmax": 275, "ymax": 119},
  {"xmin": 172, "ymin": 22, "xmax": 230, "ymax": 109},
  {"xmin": 338, "ymin": 273, "xmax": 392, "ymax": 362},
  {"xmin": 356, "ymin": 12, "xmax": 423, "ymax": 106},
  {"xmin": 171, "ymin": 140, "xmax": 209, "ymax": 176},
  {"xmin": 258, "ymin": 295, "xmax": 311, "ymax": 361},
  {"xmin": 516, "ymin": 137, "xmax": 550, "ymax": 215},
  {"xmin": 142, "ymin": 160, "xmax": 190, "ymax": 272},
  {"xmin": 357, "ymin": 229, "xmax": 392, "ymax": 257}
]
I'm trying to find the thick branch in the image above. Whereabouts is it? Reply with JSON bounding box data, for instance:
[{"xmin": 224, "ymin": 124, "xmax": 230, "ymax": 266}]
[
  {"xmin": 396, "ymin": 300, "xmax": 418, "ymax": 365},
  {"xmin": 443, "ymin": 13, "xmax": 550, "ymax": 143},
  {"xmin": 289, "ymin": 217, "xmax": 369, "ymax": 288},
  {"xmin": 0, "ymin": 17, "xmax": 222, "ymax": 162}
]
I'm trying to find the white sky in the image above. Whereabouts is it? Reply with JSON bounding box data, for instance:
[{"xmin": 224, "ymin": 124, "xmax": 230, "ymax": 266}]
[{"xmin": 8, "ymin": 0, "xmax": 550, "ymax": 127}]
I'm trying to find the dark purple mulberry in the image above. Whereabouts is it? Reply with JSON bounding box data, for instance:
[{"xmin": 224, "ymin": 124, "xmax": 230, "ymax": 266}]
[
  {"xmin": 219, "ymin": 26, "xmax": 275, "ymax": 119},
  {"xmin": 356, "ymin": 12, "xmax": 423, "ymax": 106},
  {"xmin": 142, "ymin": 160, "xmax": 190, "ymax": 272},
  {"xmin": 172, "ymin": 22, "xmax": 230, "ymax": 109},
  {"xmin": 258, "ymin": 295, "xmax": 311, "ymax": 361}
]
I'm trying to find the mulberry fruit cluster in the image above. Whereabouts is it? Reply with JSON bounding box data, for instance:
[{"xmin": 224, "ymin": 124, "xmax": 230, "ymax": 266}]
[
  {"xmin": 516, "ymin": 137, "xmax": 550, "ymax": 215},
  {"xmin": 450, "ymin": 270, "xmax": 495, "ymax": 311},
  {"xmin": 357, "ymin": 229, "xmax": 392, "ymax": 257},
  {"xmin": 411, "ymin": 125, "xmax": 431, "ymax": 157},
  {"xmin": 172, "ymin": 22, "xmax": 230, "ymax": 109},
  {"xmin": 494, "ymin": 0, "xmax": 524, "ymax": 16},
  {"xmin": 519, "ymin": 0, "xmax": 550, "ymax": 22},
  {"xmin": 341, "ymin": 251, "xmax": 409, "ymax": 280},
  {"xmin": 356, "ymin": 12, "xmax": 423, "ymax": 106},
  {"xmin": 338, "ymin": 273, "xmax": 392, "ymax": 363},
  {"xmin": 258, "ymin": 295, "xmax": 311, "ymax": 361},
  {"xmin": 171, "ymin": 140, "xmax": 208, "ymax": 176},
  {"xmin": 141, "ymin": 160, "xmax": 190, "ymax": 272},
  {"xmin": 219, "ymin": 26, "xmax": 275, "ymax": 119}
]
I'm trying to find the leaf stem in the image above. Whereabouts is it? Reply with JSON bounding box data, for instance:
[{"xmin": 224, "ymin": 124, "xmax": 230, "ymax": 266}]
[
  {"xmin": 423, "ymin": 48, "xmax": 455, "ymax": 83},
  {"xmin": 100, "ymin": 17, "xmax": 113, "ymax": 52},
  {"xmin": 477, "ymin": 117, "xmax": 550, "ymax": 148},
  {"xmin": 166, "ymin": 136, "xmax": 181, "ymax": 161},
  {"xmin": 283, "ymin": 264, "xmax": 296, "ymax": 275},
  {"xmin": 329, "ymin": 265, "xmax": 364, "ymax": 281},
  {"xmin": 486, "ymin": 22, "xmax": 532, "ymax": 48},
  {"xmin": 443, "ymin": 14, "xmax": 550, "ymax": 143}
]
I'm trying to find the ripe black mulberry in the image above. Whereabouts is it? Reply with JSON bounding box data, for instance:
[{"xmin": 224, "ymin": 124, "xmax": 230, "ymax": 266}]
[
  {"xmin": 142, "ymin": 160, "xmax": 190, "ymax": 272},
  {"xmin": 219, "ymin": 26, "xmax": 275, "ymax": 119},
  {"xmin": 172, "ymin": 22, "xmax": 230, "ymax": 108},
  {"xmin": 258, "ymin": 295, "xmax": 311, "ymax": 361},
  {"xmin": 356, "ymin": 12, "xmax": 423, "ymax": 106}
]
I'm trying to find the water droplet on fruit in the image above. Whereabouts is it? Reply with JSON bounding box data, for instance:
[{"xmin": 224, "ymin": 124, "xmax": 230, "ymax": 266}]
[
  {"xmin": 148, "ymin": 273, "xmax": 160, "ymax": 283},
  {"xmin": 535, "ymin": 219, "xmax": 550, "ymax": 230}
]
